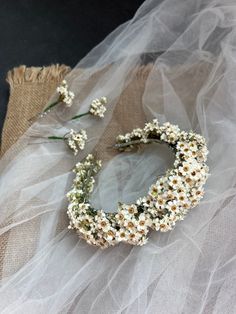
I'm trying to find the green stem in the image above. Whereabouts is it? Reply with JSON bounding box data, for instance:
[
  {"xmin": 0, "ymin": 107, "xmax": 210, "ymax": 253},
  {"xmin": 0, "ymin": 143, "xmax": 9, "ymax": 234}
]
[
  {"xmin": 43, "ymin": 99, "xmax": 60, "ymax": 112},
  {"xmin": 48, "ymin": 136, "xmax": 64, "ymax": 140},
  {"xmin": 113, "ymin": 138, "xmax": 163, "ymax": 149},
  {"xmin": 71, "ymin": 111, "xmax": 90, "ymax": 120}
]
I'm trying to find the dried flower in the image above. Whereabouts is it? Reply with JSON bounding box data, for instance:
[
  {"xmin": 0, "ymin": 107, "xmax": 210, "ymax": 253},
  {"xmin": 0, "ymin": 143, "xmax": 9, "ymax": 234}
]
[
  {"xmin": 89, "ymin": 96, "xmax": 107, "ymax": 118},
  {"xmin": 67, "ymin": 120, "xmax": 209, "ymax": 248},
  {"xmin": 66, "ymin": 129, "xmax": 87, "ymax": 155},
  {"xmin": 56, "ymin": 80, "xmax": 75, "ymax": 107}
]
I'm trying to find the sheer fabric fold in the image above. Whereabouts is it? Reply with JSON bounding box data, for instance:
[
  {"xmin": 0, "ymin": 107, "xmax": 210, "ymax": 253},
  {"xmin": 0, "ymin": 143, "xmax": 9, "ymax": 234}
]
[{"xmin": 1, "ymin": 0, "xmax": 236, "ymax": 313}]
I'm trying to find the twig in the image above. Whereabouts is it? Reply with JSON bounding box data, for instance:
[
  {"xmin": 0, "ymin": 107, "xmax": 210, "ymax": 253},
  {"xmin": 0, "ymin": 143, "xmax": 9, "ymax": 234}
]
[{"xmin": 110, "ymin": 138, "xmax": 163, "ymax": 149}]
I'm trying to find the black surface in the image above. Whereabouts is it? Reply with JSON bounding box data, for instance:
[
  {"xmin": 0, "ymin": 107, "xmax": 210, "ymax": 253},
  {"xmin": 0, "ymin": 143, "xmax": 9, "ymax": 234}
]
[{"xmin": 0, "ymin": 0, "xmax": 144, "ymax": 134}]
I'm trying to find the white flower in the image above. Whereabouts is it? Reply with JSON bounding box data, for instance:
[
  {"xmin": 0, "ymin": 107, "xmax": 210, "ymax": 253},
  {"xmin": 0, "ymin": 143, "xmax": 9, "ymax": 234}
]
[
  {"xmin": 155, "ymin": 195, "xmax": 166, "ymax": 209},
  {"xmin": 123, "ymin": 219, "xmax": 137, "ymax": 231},
  {"xmin": 150, "ymin": 218, "xmax": 160, "ymax": 231},
  {"xmin": 142, "ymin": 196, "xmax": 155, "ymax": 209},
  {"xmin": 149, "ymin": 184, "xmax": 159, "ymax": 197},
  {"xmin": 97, "ymin": 218, "xmax": 111, "ymax": 233},
  {"xmin": 181, "ymin": 200, "xmax": 191, "ymax": 212},
  {"xmin": 176, "ymin": 192, "xmax": 188, "ymax": 203},
  {"xmin": 136, "ymin": 197, "xmax": 144, "ymax": 206},
  {"xmin": 189, "ymin": 169, "xmax": 201, "ymax": 181},
  {"xmin": 78, "ymin": 203, "xmax": 90, "ymax": 213},
  {"xmin": 115, "ymin": 212, "xmax": 125, "ymax": 222},
  {"xmin": 127, "ymin": 231, "xmax": 142, "ymax": 243},
  {"xmin": 166, "ymin": 200, "xmax": 180, "ymax": 213},
  {"xmin": 67, "ymin": 129, "xmax": 87, "ymax": 155},
  {"xmin": 191, "ymin": 187, "xmax": 204, "ymax": 200},
  {"xmin": 125, "ymin": 204, "xmax": 138, "ymax": 215},
  {"xmin": 144, "ymin": 119, "xmax": 159, "ymax": 133},
  {"xmin": 176, "ymin": 141, "xmax": 186, "ymax": 151},
  {"xmin": 137, "ymin": 213, "xmax": 150, "ymax": 231},
  {"xmin": 179, "ymin": 162, "xmax": 192, "ymax": 176},
  {"xmin": 189, "ymin": 141, "xmax": 198, "ymax": 152},
  {"xmin": 167, "ymin": 132, "xmax": 179, "ymax": 144},
  {"xmin": 159, "ymin": 217, "xmax": 174, "ymax": 232},
  {"xmin": 116, "ymin": 228, "xmax": 129, "ymax": 242},
  {"xmin": 137, "ymin": 236, "xmax": 148, "ymax": 246},
  {"xmin": 184, "ymin": 176, "xmax": 194, "ymax": 186},
  {"xmin": 119, "ymin": 204, "xmax": 136, "ymax": 220},
  {"xmin": 168, "ymin": 175, "xmax": 183, "ymax": 189},
  {"xmin": 89, "ymin": 96, "xmax": 107, "ymax": 118},
  {"xmin": 57, "ymin": 80, "xmax": 75, "ymax": 107},
  {"xmin": 131, "ymin": 128, "xmax": 143, "ymax": 138},
  {"xmin": 103, "ymin": 229, "xmax": 116, "ymax": 242}
]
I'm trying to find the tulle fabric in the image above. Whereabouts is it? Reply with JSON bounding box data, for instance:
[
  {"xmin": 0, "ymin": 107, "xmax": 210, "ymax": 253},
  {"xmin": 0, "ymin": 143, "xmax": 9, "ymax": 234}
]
[{"xmin": 1, "ymin": 0, "xmax": 236, "ymax": 312}]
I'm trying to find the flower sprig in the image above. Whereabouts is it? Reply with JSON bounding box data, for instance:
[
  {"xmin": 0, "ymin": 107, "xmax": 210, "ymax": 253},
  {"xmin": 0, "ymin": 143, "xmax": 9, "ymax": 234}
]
[
  {"xmin": 45, "ymin": 96, "xmax": 107, "ymax": 153},
  {"xmin": 67, "ymin": 119, "xmax": 209, "ymax": 248},
  {"xmin": 45, "ymin": 80, "xmax": 75, "ymax": 112},
  {"xmin": 48, "ymin": 129, "xmax": 87, "ymax": 155},
  {"xmin": 71, "ymin": 96, "xmax": 107, "ymax": 120},
  {"xmin": 31, "ymin": 83, "xmax": 108, "ymax": 153},
  {"xmin": 66, "ymin": 129, "xmax": 87, "ymax": 155},
  {"xmin": 29, "ymin": 78, "xmax": 108, "ymax": 123},
  {"xmin": 56, "ymin": 80, "xmax": 75, "ymax": 107},
  {"xmin": 42, "ymin": 96, "xmax": 107, "ymax": 152},
  {"xmin": 32, "ymin": 80, "xmax": 75, "ymax": 120}
]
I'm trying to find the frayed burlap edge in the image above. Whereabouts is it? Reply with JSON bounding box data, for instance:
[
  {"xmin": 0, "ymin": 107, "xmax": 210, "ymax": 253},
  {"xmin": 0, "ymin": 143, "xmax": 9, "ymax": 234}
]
[
  {"xmin": 1, "ymin": 64, "xmax": 71, "ymax": 156},
  {"xmin": 6, "ymin": 64, "xmax": 71, "ymax": 86},
  {"xmin": 0, "ymin": 64, "xmax": 71, "ymax": 279}
]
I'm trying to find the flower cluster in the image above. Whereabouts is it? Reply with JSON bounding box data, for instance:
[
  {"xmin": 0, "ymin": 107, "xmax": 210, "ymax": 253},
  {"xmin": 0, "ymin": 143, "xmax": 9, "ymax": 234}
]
[
  {"xmin": 67, "ymin": 156, "xmax": 151, "ymax": 248},
  {"xmin": 56, "ymin": 80, "xmax": 75, "ymax": 107},
  {"xmin": 89, "ymin": 96, "xmax": 107, "ymax": 118},
  {"xmin": 66, "ymin": 129, "xmax": 87, "ymax": 155},
  {"xmin": 67, "ymin": 120, "xmax": 209, "ymax": 248}
]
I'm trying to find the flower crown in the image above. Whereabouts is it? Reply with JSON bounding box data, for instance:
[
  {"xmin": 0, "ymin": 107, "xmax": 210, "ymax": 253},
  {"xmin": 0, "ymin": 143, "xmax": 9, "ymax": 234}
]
[
  {"xmin": 67, "ymin": 119, "xmax": 209, "ymax": 248},
  {"xmin": 33, "ymin": 80, "xmax": 209, "ymax": 248}
]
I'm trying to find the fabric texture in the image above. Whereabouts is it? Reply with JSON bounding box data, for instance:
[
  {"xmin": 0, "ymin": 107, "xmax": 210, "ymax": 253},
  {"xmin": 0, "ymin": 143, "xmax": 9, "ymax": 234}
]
[
  {"xmin": 0, "ymin": 61, "xmax": 213, "ymax": 293},
  {"xmin": 0, "ymin": 64, "xmax": 70, "ymax": 277},
  {"xmin": 1, "ymin": 64, "xmax": 71, "ymax": 155},
  {"xmin": 1, "ymin": 0, "xmax": 236, "ymax": 313},
  {"xmin": 0, "ymin": 62, "xmax": 211, "ymax": 276}
]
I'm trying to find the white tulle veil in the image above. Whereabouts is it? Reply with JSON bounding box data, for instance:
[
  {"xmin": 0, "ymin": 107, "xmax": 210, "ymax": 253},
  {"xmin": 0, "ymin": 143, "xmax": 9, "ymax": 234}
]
[{"xmin": 1, "ymin": 0, "xmax": 236, "ymax": 312}]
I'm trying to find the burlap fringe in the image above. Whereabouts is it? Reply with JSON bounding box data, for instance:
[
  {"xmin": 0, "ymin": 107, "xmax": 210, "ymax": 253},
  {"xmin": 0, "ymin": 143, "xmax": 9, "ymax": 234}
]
[
  {"xmin": 0, "ymin": 63, "xmax": 72, "ymax": 278},
  {"xmin": 6, "ymin": 64, "xmax": 71, "ymax": 87},
  {"xmin": 1, "ymin": 64, "xmax": 71, "ymax": 156}
]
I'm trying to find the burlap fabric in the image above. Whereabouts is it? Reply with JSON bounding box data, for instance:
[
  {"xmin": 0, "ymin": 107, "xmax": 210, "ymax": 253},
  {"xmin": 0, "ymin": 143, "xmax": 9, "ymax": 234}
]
[
  {"xmin": 0, "ymin": 62, "xmax": 211, "ymax": 279},
  {"xmin": 0, "ymin": 64, "xmax": 71, "ymax": 277},
  {"xmin": 1, "ymin": 64, "xmax": 71, "ymax": 155}
]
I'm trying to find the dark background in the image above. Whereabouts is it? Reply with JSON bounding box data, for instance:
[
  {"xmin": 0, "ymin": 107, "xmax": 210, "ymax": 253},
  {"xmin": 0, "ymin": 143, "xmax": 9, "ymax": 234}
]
[{"xmin": 0, "ymin": 0, "xmax": 144, "ymax": 135}]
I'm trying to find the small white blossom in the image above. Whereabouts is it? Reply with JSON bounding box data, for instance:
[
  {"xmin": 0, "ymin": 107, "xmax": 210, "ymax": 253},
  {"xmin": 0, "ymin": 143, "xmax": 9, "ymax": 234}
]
[
  {"xmin": 66, "ymin": 129, "xmax": 87, "ymax": 155},
  {"xmin": 116, "ymin": 228, "xmax": 129, "ymax": 242},
  {"xmin": 137, "ymin": 213, "xmax": 150, "ymax": 231},
  {"xmin": 166, "ymin": 200, "xmax": 180, "ymax": 213},
  {"xmin": 179, "ymin": 162, "xmax": 192, "ymax": 176},
  {"xmin": 159, "ymin": 217, "xmax": 174, "ymax": 232},
  {"xmin": 144, "ymin": 119, "xmax": 159, "ymax": 133},
  {"xmin": 89, "ymin": 96, "xmax": 107, "ymax": 118},
  {"xmin": 57, "ymin": 80, "xmax": 75, "ymax": 107},
  {"xmin": 168, "ymin": 175, "xmax": 183, "ymax": 189},
  {"xmin": 97, "ymin": 218, "xmax": 111, "ymax": 233}
]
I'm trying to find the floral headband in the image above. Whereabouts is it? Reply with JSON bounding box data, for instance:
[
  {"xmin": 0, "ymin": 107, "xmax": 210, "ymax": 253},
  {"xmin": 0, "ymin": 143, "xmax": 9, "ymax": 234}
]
[{"xmin": 34, "ymin": 80, "xmax": 209, "ymax": 248}]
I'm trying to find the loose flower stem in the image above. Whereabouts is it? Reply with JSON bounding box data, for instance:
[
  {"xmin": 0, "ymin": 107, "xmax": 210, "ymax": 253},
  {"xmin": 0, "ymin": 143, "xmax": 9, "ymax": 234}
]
[
  {"xmin": 28, "ymin": 100, "xmax": 60, "ymax": 122},
  {"xmin": 47, "ymin": 136, "xmax": 64, "ymax": 140},
  {"xmin": 113, "ymin": 138, "xmax": 163, "ymax": 149},
  {"xmin": 43, "ymin": 99, "xmax": 60, "ymax": 113},
  {"xmin": 71, "ymin": 112, "xmax": 90, "ymax": 120}
]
